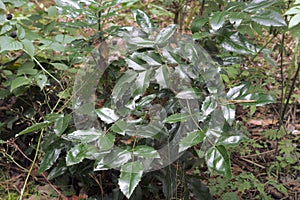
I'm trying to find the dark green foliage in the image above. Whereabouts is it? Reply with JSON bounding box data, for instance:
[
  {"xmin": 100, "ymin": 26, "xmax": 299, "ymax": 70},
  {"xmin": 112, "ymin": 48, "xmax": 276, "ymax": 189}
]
[{"xmin": 0, "ymin": 0, "xmax": 298, "ymax": 199}]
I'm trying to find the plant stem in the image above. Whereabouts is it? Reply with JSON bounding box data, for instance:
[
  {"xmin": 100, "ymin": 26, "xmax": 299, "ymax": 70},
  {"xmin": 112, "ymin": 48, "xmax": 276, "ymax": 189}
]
[
  {"xmin": 19, "ymin": 129, "xmax": 43, "ymax": 200},
  {"xmin": 200, "ymin": 0, "xmax": 205, "ymax": 16}
]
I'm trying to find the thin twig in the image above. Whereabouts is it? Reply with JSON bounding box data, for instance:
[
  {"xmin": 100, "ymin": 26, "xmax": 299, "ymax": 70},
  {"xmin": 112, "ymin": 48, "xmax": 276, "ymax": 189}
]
[
  {"xmin": 200, "ymin": 0, "xmax": 205, "ymax": 16},
  {"xmin": 239, "ymin": 157, "xmax": 266, "ymax": 169},
  {"xmin": 19, "ymin": 130, "xmax": 43, "ymax": 200}
]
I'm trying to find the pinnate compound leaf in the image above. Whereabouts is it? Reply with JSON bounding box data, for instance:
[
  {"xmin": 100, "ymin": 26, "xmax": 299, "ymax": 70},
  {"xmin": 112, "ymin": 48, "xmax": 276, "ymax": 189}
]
[
  {"xmin": 206, "ymin": 145, "xmax": 232, "ymax": 178},
  {"xmin": 118, "ymin": 161, "xmax": 143, "ymax": 199},
  {"xmin": 252, "ymin": 10, "xmax": 287, "ymax": 27},
  {"xmin": 38, "ymin": 148, "xmax": 62, "ymax": 174},
  {"xmin": 133, "ymin": 9, "xmax": 153, "ymax": 34},
  {"xmin": 10, "ymin": 77, "xmax": 32, "ymax": 92},
  {"xmin": 179, "ymin": 130, "xmax": 205, "ymax": 152},
  {"xmin": 16, "ymin": 121, "xmax": 51, "ymax": 137},
  {"xmin": 155, "ymin": 24, "xmax": 176, "ymax": 47}
]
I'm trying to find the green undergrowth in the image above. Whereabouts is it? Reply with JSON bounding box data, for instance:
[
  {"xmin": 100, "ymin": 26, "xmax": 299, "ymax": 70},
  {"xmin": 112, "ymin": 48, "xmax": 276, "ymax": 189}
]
[{"xmin": 0, "ymin": 0, "xmax": 299, "ymax": 199}]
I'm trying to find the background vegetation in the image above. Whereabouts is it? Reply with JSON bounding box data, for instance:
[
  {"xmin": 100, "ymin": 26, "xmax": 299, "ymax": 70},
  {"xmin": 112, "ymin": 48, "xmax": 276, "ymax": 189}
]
[{"xmin": 0, "ymin": 0, "xmax": 299, "ymax": 199}]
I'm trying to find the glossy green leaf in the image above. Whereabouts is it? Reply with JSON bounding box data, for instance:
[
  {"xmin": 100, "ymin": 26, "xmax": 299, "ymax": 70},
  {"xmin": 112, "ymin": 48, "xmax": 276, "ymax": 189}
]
[
  {"xmin": 95, "ymin": 148, "xmax": 132, "ymax": 170},
  {"xmin": 238, "ymin": 92, "xmax": 275, "ymax": 106},
  {"xmin": 252, "ymin": 10, "xmax": 287, "ymax": 27},
  {"xmin": 97, "ymin": 133, "xmax": 115, "ymax": 151},
  {"xmin": 210, "ymin": 11, "xmax": 227, "ymax": 30},
  {"xmin": 111, "ymin": 120, "xmax": 128, "ymax": 135},
  {"xmin": 155, "ymin": 65, "xmax": 170, "ymax": 89},
  {"xmin": 164, "ymin": 112, "xmax": 201, "ymax": 123},
  {"xmin": 0, "ymin": 36, "xmax": 23, "ymax": 53},
  {"xmin": 44, "ymin": 113, "xmax": 64, "ymax": 122},
  {"xmin": 50, "ymin": 62, "xmax": 69, "ymax": 70},
  {"xmin": 10, "ymin": 76, "xmax": 32, "ymax": 92},
  {"xmin": 226, "ymin": 83, "xmax": 249, "ymax": 99},
  {"xmin": 136, "ymin": 69, "xmax": 151, "ymax": 94},
  {"xmin": 244, "ymin": 0, "xmax": 279, "ymax": 12},
  {"xmin": 155, "ymin": 24, "xmax": 176, "ymax": 47},
  {"xmin": 118, "ymin": 161, "xmax": 143, "ymax": 199},
  {"xmin": 161, "ymin": 48, "xmax": 179, "ymax": 64},
  {"xmin": 16, "ymin": 24, "xmax": 25, "ymax": 40},
  {"xmin": 47, "ymin": 6, "xmax": 58, "ymax": 17},
  {"xmin": 47, "ymin": 159, "xmax": 67, "ymax": 180},
  {"xmin": 288, "ymin": 13, "xmax": 300, "ymax": 28},
  {"xmin": 206, "ymin": 145, "xmax": 232, "ymax": 178},
  {"xmin": 216, "ymin": 134, "xmax": 246, "ymax": 147},
  {"xmin": 133, "ymin": 9, "xmax": 153, "ymax": 34},
  {"xmin": 17, "ymin": 62, "xmax": 37, "ymax": 75},
  {"xmin": 191, "ymin": 17, "xmax": 208, "ymax": 32},
  {"xmin": 285, "ymin": 6, "xmax": 300, "ymax": 15},
  {"xmin": 63, "ymin": 128, "xmax": 103, "ymax": 143},
  {"xmin": 135, "ymin": 121, "xmax": 165, "ymax": 138},
  {"xmin": 54, "ymin": 34, "xmax": 77, "ymax": 44},
  {"xmin": 133, "ymin": 52, "xmax": 161, "ymax": 66},
  {"xmin": 221, "ymin": 104, "xmax": 235, "ymax": 125},
  {"xmin": 128, "ymin": 37, "xmax": 154, "ymax": 49},
  {"xmin": 22, "ymin": 39, "xmax": 35, "ymax": 58},
  {"xmin": 179, "ymin": 130, "xmax": 205, "ymax": 152},
  {"xmin": 112, "ymin": 70, "xmax": 138, "ymax": 102},
  {"xmin": 34, "ymin": 74, "xmax": 48, "ymax": 90},
  {"xmin": 221, "ymin": 33, "xmax": 257, "ymax": 55},
  {"xmin": 38, "ymin": 148, "xmax": 62, "ymax": 174},
  {"xmin": 0, "ymin": 24, "xmax": 12, "ymax": 35},
  {"xmin": 132, "ymin": 145, "xmax": 160, "ymax": 158},
  {"xmin": 136, "ymin": 94, "xmax": 156, "ymax": 108},
  {"xmin": 125, "ymin": 58, "xmax": 147, "ymax": 71},
  {"xmin": 202, "ymin": 96, "xmax": 217, "ymax": 117},
  {"xmin": 53, "ymin": 114, "xmax": 71, "ymax": 136},
  {"xmin": 176, "ymin": 88, "xmax": 201, "ymax": 99},
  {"xmin": 16, "ymin": 121, "xmax": 51, "ymax": 137},
  {"xmin": 66, "ymin": 143, "xmax": 98, "ymax": 166},
  {"xmin": 0, "ymin": 0, "xmax": 6, "ymax": 10},
  {"xmin": 228, "ymin": 12, "xmax": 244, "ymax": 28},
  {"xmin": 95, "ymin": 107, "xmax": 119, "ymax": 124}
]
